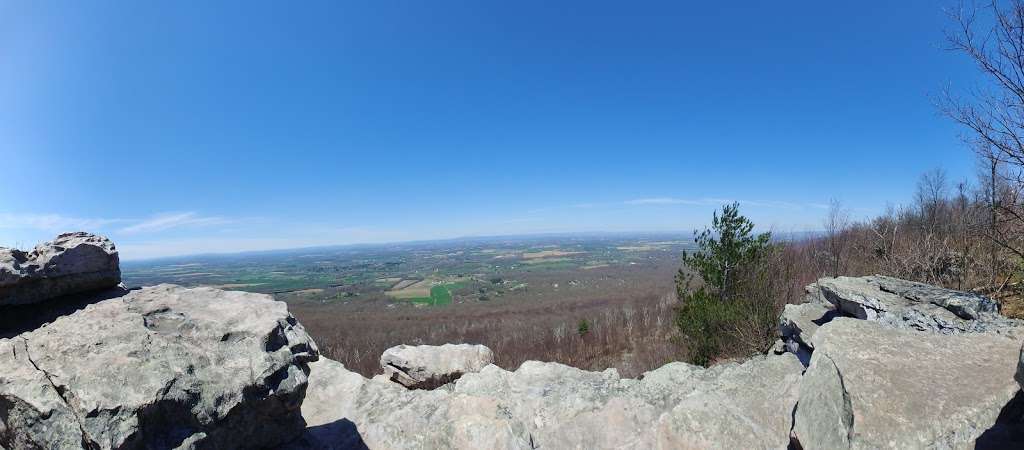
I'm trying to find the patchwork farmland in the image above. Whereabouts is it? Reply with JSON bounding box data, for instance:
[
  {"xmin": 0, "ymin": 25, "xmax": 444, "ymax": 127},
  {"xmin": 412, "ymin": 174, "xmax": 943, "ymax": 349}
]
[{"xmin": 122, "ymin": 234, "xmax": 694, "ymax": 376}]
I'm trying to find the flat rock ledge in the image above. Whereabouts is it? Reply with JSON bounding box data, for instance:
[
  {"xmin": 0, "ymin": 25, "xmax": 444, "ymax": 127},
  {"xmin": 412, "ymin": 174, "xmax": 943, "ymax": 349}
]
[
  {"xmin": 0, "ymin": 284, "xmax": 319, "ymax": 449},
  {"xmin": 812, "ymin": 275, "xmax": 1021, "ymax": 335},
  {"xmin": 794, "ymin": 318, "xmax": 1024, "ymax": 449},
  {"xmin": 381, "ymin": 343, "xmax": 494, "ymax": 390},
  {"xmin": 0, "ymin": 232, "xmax": 121, "ymax": 306},
  {"xmin": 293, "ymin": 352, "xmax": 804, "ymax": 450},
  {"xmin": 781, "ymin": 275, "xmax": 1024, "ymax": 359}
]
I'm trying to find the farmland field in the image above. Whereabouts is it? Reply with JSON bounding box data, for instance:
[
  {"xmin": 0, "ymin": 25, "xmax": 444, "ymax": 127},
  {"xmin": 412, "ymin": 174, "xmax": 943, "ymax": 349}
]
[
  {"xmin": 123, "ymin": 233, "xmax": 693, "ymax": 307},
  {"xmin": 430, "ymin": 285, "xmax": 452, "ymax": 305},
  {"xmin": 121, "ymin": 233, "xmax": 695, "ymax": 377}
]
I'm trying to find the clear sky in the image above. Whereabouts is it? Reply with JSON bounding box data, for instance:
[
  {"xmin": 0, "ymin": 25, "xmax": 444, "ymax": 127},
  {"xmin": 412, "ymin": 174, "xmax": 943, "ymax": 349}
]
[{"xmin": 1, "ymin": 1, "xmax": 986, "ymax": 259}]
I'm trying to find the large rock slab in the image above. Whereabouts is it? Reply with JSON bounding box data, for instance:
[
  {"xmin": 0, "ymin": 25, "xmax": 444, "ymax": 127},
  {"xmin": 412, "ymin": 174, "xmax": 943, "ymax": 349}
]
[
  {"xmin": 793, "ymin": 318, "xmax": 1023, "ymax": 449},
  {"xmin": 0, "ymin": 284, "xmax": 318, "ymax": 449},
  {"xmin": 0, "ymin": 232, "xmax": 120, "ymax": 306},
  {"xmin": 381, "ymin": 343, "xmax": 494, "ymax": 389},
  {"xmin": 779, "ymin": 302, "xmax": 834, "ymax": 350},
  {"xmin": 813, "ymin": 275, "xmax": 1021, "ymax": 335},
  {"xmin": 293, "ymin": 358, "xmax": 523, "ymax": 450},
  {"xmin": 296, "ymin": 353, "xmax": 804, "ymax": 449}
]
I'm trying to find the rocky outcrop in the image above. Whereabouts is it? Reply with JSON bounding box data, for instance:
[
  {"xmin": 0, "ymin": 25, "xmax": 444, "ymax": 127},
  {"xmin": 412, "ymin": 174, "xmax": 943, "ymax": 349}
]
[
  {"xmin": 5, "ymin": 232, "xmax": 1024, "ymax": 449},
  {"xmin": 793, "ymin": 318, "xmax": 1023, "ymax": 449},
  {"xmin": 810, "ymin": 275, "xmax": 1021, "ymax": 335},
  {"xmin": 779, "ymin": 301, "xmax": 837, "ymax": 355},
  {"xmin": 0, "ymin": 232, "xmax": 120, "ymax": 306},
  {"xmin": 292, "ymin": 274, "xmax": 1024, "ymax": 449},
  {"xmin": 381, "ymin": 343, "xmax": 494, "ymax": 389},
  {"xmin": 296, "ymin": 352, "xmax": 804, "ymax": 449},
  {"xmin": 0, "ymin": 284, "xmax": 319, "ymax": 449}
]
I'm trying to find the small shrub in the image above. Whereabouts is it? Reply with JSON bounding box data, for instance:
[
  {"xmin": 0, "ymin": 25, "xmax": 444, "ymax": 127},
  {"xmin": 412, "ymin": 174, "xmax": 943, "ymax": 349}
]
[
  {"xmin": 577, "ymin": 318, "xmax": 590, "ymax": 337},
  {"xmin": 675, "ymin": 203, "xmax": 792, "ymax": 366},
  {"xmin": 674, "ymin": 288, "xmax": 740, "ymax": 366}
]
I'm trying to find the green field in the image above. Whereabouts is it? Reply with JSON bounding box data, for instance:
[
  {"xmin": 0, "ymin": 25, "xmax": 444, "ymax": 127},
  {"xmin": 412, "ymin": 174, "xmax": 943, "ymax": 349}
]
[
  {"xmin": 120, "ymin": 235, "xmax": 695, "ymax": 309},
  {"xmin": 392, "ymin": 284, "xmax": 455, "ymax": 306},
  {"xmin": 430, "ymin": 285, "xmax": 452, "ymax": 305}
]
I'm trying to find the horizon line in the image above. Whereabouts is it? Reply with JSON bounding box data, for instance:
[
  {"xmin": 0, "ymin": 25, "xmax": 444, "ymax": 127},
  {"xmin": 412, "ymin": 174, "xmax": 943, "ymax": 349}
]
[{"xmin": 118, "ymin": 229, "xmax": 821, "ymax": 263}]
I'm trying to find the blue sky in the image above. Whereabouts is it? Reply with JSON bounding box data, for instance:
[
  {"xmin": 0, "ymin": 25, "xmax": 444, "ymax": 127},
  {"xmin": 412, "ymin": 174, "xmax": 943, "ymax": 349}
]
[{"xmin": 1, "ymin": 1, "xmax": 985, "ymax": 259}]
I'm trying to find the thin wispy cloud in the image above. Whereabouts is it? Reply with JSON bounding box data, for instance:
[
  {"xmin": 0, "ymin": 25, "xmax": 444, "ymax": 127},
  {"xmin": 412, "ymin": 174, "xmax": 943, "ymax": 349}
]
[
  {"xmin": 625, "ymin": 197, "xmax": 826, "ymax": 210},
  {"xmin": 625, "ymin": 197, "xmax": 705, "ymax": 205},
  {"xmin": 0, "ymin": 213, "xmax": 124, "ymax": 231},
  {"xmin": 531, "ymin": 197, "xmax": 825, "ymax": 214},
  {"xmin": 118, "ymin": 225, "xmax": 416, "ymax": 259},
  {"xmin": 120, "ymin": 212, "xmax": 231, "ymax": 234}
]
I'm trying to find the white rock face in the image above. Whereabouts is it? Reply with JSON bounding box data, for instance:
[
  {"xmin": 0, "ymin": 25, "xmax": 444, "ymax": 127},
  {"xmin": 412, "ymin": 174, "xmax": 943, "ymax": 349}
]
[
  {"xmin": 793, "ymin": 318, "xmax": 1023, "ymax": 449},
  {"xmin": 811, "ymin": 275, "xmax": 1021, "ymax": 335},
  {"xmin": 296, "ymin": 353, "xmax": 804, "ymax": 449},
  {"xmin": 0, "ymin": 284, "xmax": 319, "ymax": 449},
  {"xmin": 381, "ymin": 343, "xmax": 494, "ymax": 389},
  {"xmin": 0, "ymin": 232, "xmax": 121, "ymax": 306}
]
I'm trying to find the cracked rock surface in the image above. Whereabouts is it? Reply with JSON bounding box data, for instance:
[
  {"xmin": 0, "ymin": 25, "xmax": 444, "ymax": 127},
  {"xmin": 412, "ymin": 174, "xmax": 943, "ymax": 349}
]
[
  {"xmin": 811, "ymin": 276, "xmax": 1022, "ymax": 335},
  {"xmin": 0, "ymin": 284, "xmax": 319, "ymax": 449},
  {"xmin": 294, "ymin": 352, "xmax": 803, "ymax": 449},
  {"xmin": 380, "ymin": 343, "xmax": 494, "ymax": 390},
  {"xmin": 0, "ymin": 232, "xmax": 121, "ymax": 306},
  {"xmin": 793, "ymin": 318, "xmax": 1022, "ymax": 449}
]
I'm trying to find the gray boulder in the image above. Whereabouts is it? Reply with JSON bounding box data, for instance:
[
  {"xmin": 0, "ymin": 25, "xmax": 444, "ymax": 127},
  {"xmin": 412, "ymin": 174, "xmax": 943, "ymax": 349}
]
[
  {"xmin": 1018, "ymin": 343, "xmax": 1024, "ymax": 389},
  {"xmin": 0, "ymin": 284, "xmax": 318, "ymax": 449},
  {"xmin": 296, "ymin": 352, "xmax": 804, "ymax": 449},
  {"xmin": 812, "ymin": 275, "xmax": 1021, "ymax": 335},
  {"xmin": 381, "ymin": 343, "xmax": 494, "ymax": 389},
  {"xmin": 779, "ymin": 302, "xmax": 834, "ymax": 350},
  {"xmin": 0, "ymin": 232, "xmax": 120, "ymax": 306},
  {"xmin": 793, "ymin": 318, "xmax": 1023, "ymax": 449}
]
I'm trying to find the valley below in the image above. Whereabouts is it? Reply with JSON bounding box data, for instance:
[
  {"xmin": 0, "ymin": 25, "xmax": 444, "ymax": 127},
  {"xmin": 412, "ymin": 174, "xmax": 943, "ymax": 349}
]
[{"xmin": 122, "ymin": 234, "xmax": 692, "ymax": 376}]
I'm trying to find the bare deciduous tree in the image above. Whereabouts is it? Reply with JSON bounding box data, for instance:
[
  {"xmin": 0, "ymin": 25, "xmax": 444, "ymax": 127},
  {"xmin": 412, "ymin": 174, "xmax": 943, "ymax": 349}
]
[
  {"xmin": 943, "ymin": 1, "xmax": 1024, "ymax": 268},
  {"xmin": 824, "ymin": 199, "xmax": 850, "ymax": 277},
  {"xmin": 916, "ymin": 168, "xmax": 949, "ymax": 231}
]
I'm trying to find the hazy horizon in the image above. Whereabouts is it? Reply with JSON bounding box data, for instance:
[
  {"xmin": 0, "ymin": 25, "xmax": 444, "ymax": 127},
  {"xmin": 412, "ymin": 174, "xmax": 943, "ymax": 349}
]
[{"xmin": 3, "ymin": 1, "xmax": 979, "ymax": 259}]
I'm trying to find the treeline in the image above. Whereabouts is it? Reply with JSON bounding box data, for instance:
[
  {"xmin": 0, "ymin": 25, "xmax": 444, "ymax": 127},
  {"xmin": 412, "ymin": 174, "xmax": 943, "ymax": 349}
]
[
  {"xmin": 808, "ymin": 168, "xmax": 1012, "ymax": 292},
  {"xmin": 671, "ymin": 167, "xmax": 1024, "ymax": 366},
  {"xmin": 674, "ymin": 1, "xmax": 1024, "ymax": 365},
  {"xmin": 808, "ymin": 0, "xmax": 1024, "ymax": 296}
]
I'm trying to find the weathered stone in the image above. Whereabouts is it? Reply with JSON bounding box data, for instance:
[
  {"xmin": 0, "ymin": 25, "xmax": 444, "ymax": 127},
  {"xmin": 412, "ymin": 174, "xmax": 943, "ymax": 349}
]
[
  {"xmin": 779, "ymin": 301, "xmax": 834, "ymax": 350},
  {"xmin": 813, "ymin": 275, "xmax": 1022, "ymax": 335},
  {"xmin": 793, "ymin": 318, "xmax": 1022, "ymax": 449},
  {"xmin": 770, "ymin": 338, "xmax": 787, "ymax": 355},
  {"xmin": 1018, "ymin": 342, "xmax": 1024, "ymax": 390},
  {"xmin": 381, "ymin": 343, "xmax": 494, "ymax": 389},
  {"xmin": 0, "ymin": 284, "xmax": 318, "ymax": 449},
  {"xmin": 292, "ymin": 358, "xmax": 523, "ymax": 450},
  {"xmin": 803, "ymin": 281, "xmax": 831, "ymax": 305},
  {"xmin": 296, "ymin": 353, "xmax": 804, "ymax": 449},
  {"xmin": 0, "ymin": 232, "xmax": 120, "ymax": 306},
  {"xmin": 872, "ymin": 276, "xmax": 999, "ymax": 319}
]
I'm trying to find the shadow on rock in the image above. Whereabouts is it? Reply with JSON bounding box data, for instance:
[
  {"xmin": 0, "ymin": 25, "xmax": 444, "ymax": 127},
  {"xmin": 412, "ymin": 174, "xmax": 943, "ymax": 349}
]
[
  {"xmin": 976, "ymin": 390, "xmax": 1024, "ymax": 449},
  {"xmin": 811, "ymin": 309, "xmax": 843, "ymax": 326},
  {"xmin": 289, "ymin": 418, "xmax": 368, "ymax": 450},
  {"xmin": 0, "ymin": 286, "xmax": 132, "ymax": 338}
]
